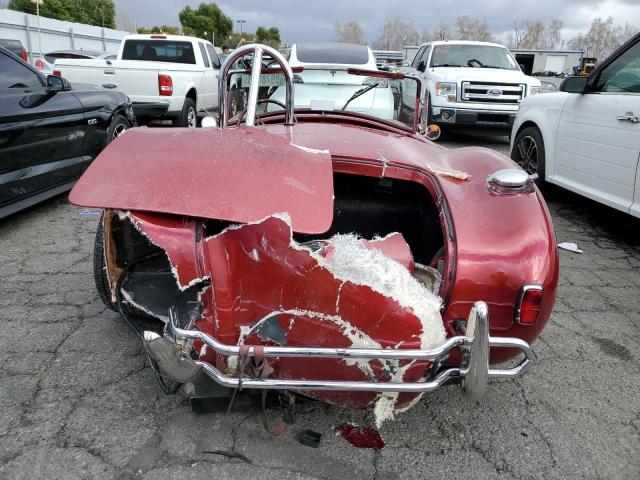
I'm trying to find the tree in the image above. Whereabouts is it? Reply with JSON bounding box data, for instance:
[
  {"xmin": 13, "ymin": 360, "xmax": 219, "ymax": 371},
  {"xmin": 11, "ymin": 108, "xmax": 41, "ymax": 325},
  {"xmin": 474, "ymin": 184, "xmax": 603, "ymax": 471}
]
[
  {"xmin": 224, "ymin": 32, "xmax": 255, "ymax": 49},
  {"xmin": 373, "ymin": 18, "xmax": 419, "ymax": 50},
  {"xmin": 508, "ymin": 19, "xmax": 562, "ymax": 49},
  {"xmin": 179, "ymin": 3, "xmax": 232, "ymax": 46},
  {"xmin": 255, "ymin": 26, "xmax": 281, "ymax": 48},
  {"xmin": 422, "ymin": 22, "xmax": 455, "ymax": 42},
  {"xmin": 569, "ymin": 17, "xmax": 637, "ymax": 59},
  {"xmin": 8, "ymin": 0, "xmax": 115, "ymax": 28},
  {"xmin": 335, "ymin": 21, "xmax": 364, "ymax": 44},
  {"xmin": 116, "ymin": 12, "xmax": 136, "ymax": 33},
  {"xmin": 454, "ymin": 16, "xmax": 495, "ymax": 42},
  {"xmin": 137, "ymin": 25, "xmax": 181, "ymax": 35}
]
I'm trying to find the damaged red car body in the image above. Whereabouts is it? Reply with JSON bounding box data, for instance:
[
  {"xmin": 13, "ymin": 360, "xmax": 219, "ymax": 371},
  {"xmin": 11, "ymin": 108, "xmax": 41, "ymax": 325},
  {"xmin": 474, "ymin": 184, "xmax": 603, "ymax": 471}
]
[{"xmin": 69, "ymin": 44, "xmax": 558, "ymax": 425}]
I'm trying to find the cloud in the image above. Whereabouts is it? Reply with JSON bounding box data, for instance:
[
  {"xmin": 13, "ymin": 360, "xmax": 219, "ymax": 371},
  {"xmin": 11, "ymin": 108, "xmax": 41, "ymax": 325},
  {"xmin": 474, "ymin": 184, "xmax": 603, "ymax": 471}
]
[{"xmin": 113, "ymin": 0, "xmax": 640, "ymax": 44}]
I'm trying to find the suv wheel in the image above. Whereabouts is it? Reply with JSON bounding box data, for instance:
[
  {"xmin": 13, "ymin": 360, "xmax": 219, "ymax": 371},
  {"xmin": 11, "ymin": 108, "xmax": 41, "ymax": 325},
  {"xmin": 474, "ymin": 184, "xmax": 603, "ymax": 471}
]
[{"xmin": 512, "ymin": 126, "xmax": 545, "ymax": 186}]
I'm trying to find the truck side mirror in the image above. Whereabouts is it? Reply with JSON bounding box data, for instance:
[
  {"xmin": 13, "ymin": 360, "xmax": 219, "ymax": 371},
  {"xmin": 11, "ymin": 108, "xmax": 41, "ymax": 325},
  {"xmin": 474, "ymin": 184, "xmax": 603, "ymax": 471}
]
[
  {"xmin": 559, "ymin": 76, "xmax": 588, "ymax": 94},
  {"xmin": 417, "ymin": 61, "xmax": 426, "ymax": 72}
]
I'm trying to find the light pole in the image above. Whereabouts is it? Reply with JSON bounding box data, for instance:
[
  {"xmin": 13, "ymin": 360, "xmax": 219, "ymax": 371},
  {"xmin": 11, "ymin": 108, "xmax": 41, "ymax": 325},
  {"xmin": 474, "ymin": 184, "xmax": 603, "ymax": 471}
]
[
  {"xmin": 31, "ymin": 0, "xmax": 43, "ymax": 59},
  {"xmin": 237, "ymin": 19, "xmax": 246, "ymax": 38}
]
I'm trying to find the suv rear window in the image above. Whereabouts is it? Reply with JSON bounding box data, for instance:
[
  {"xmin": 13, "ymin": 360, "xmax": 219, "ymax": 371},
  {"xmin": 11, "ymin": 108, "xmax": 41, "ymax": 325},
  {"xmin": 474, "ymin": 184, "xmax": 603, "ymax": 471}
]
[
  {"xmin": 296, "ymin": 43, "xmax": 369, "ymax": 65},
  {"xmin": 122, "ymin": 40, "xmax": 196, "ymax": 64}
]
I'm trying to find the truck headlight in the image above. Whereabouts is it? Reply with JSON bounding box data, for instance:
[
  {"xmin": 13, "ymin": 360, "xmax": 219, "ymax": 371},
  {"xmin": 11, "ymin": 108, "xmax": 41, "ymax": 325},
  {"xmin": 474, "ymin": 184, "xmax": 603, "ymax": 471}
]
[
  {"xmin": 435, "ymin": 82, "xmax": 457, "ymax": 102},
  {"xmin": 529, "ymin": 86, "xmax": 541, "ymax": 95}
]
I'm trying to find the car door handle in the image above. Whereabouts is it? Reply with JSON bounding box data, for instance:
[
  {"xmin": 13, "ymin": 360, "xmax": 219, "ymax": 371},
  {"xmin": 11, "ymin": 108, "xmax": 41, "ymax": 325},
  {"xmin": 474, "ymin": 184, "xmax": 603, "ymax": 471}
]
[
  {"xmin": 104, "ymin": 69, "xmax": 116, "ymax": 75},
  {"xmin": 617, "ymin": 112, "xmax": 640, "ymax": 123}
]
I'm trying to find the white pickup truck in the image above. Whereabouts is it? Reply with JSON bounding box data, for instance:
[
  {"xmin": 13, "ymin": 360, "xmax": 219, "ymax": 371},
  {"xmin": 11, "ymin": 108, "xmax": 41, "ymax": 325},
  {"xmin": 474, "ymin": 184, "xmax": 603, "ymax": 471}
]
[
  {"xmin": 404, "ymin": 41, "xmax": 541, "ymax": 133},
  {"xmin": 53, "ymin": 34, "xmax": 221, "ymax": 127}
]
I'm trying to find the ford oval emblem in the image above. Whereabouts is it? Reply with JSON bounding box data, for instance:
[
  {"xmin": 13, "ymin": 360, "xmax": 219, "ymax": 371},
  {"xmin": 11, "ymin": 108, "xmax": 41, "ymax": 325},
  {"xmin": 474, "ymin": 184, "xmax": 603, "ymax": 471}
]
[{"xmin": 488, "ymin": 88, "xmax": 503, "ymax": 96}]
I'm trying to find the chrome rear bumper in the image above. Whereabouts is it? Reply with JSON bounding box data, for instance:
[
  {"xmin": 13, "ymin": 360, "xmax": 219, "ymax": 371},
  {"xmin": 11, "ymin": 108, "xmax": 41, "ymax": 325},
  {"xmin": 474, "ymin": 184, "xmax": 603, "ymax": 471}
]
[{"xmin": 144, "ymin": 301, "xmax": 537, "ymax": 399}]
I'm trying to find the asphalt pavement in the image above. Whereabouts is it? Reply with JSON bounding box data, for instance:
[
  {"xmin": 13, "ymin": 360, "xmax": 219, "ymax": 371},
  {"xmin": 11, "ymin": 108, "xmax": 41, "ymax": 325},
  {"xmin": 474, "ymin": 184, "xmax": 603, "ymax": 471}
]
[{"xmin": 1, "ymin": 133, "xmax": 639, "ymax": 480}]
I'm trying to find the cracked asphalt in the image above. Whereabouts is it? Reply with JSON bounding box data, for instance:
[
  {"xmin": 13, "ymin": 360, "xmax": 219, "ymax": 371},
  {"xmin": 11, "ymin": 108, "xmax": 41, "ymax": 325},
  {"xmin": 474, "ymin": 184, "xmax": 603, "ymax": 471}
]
[{"xmin": 1, "ymin": 132, "xmax": 639, "ymax": 480}]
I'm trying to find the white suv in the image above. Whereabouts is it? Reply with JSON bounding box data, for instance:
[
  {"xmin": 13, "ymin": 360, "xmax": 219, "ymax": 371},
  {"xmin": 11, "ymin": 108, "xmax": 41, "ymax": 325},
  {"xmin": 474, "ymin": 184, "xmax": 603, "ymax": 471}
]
[{"xmin": 405, "ymin": 41, "xmax": 541, "ymax": 133}]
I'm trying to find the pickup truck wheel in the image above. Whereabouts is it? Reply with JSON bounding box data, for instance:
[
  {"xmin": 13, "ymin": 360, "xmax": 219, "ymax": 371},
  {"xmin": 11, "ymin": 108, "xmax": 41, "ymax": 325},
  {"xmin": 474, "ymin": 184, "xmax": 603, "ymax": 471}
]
[
  {"xmin": 106, "ymin": 114, "xmax": 131, "ymax": 144},
  {"xmin": 178, "ymin": 98, "xmax": 198, "ymax": 128},
  {"xmin": 512, "ymin": 126, "xmax": 545, "ymax": 186}
]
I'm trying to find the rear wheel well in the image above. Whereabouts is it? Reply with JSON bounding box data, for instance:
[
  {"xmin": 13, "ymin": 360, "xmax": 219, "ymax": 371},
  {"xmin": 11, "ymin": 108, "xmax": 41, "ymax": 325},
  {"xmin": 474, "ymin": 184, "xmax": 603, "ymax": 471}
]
[
  {"xmin": 186, "ymin": 88, "xmax": 197, "ymax": 103},
  {"xmin": 514, "ymin": 121, "xmax": 540, "ymax": 140}
]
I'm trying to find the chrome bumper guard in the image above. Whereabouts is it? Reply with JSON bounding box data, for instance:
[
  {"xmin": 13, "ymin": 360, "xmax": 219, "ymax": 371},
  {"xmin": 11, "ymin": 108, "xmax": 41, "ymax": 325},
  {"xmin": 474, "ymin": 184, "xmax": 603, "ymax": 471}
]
[{"xmin": 143, "ymin": 301, "xmax": 537, "ymax": 399}]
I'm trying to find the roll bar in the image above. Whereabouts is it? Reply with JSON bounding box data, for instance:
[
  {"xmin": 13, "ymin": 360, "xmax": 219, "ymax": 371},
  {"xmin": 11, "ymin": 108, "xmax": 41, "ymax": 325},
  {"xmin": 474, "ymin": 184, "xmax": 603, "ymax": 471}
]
[{"xmin": 218, "ymin": 44, "xmax": 295, "ymax": 127}]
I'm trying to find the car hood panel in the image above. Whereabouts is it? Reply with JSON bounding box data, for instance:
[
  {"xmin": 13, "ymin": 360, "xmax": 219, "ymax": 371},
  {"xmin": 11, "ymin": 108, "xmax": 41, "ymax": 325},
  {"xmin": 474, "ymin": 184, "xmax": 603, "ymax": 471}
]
[{"xmin": 69, "ymin": 127, "xmax": 334, "ymax": 234}]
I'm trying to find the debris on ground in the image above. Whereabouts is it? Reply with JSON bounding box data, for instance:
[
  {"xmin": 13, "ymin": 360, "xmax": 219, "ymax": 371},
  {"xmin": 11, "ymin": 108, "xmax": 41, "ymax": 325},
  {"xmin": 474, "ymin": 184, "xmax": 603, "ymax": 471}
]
[
  {"xmin": 336, "ymin": 423, "xmax": 385, "ymax": 449},
  {"xmin": 203, "ymin": 450, "xmax": 251, "ymax": 463},
  {"xmin": 558, "ymin": 242, "xmax": 583, "ymax": 254},
  {"xmin": 298, "ymin": 429, "xmax": 322, "ymax": 448},
  {"xmin": 77, "ymin": 209, "xmax": 101, "ymax": 217}
]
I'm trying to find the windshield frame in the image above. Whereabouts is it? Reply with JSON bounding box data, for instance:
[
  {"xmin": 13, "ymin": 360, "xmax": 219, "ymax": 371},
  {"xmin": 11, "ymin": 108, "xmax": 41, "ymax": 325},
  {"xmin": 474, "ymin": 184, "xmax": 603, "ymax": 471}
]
[{"xmin": 225, "ymin": 65, "xmax": 424, "ymax": 133}]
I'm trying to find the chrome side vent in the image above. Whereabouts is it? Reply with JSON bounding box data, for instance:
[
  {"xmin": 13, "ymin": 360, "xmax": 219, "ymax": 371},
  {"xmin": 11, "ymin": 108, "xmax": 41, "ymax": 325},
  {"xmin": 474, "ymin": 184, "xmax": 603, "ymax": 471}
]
[{"xmin": 487, "ymin": 169, "xmax": 536, "ymax": 195}]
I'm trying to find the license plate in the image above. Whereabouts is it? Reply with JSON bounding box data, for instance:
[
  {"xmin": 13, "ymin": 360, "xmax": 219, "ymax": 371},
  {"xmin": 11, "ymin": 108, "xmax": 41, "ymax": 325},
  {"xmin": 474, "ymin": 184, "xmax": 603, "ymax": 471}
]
[{"xmin": 238, "ymin": 73, "xmax": 285, "ymax": 88}]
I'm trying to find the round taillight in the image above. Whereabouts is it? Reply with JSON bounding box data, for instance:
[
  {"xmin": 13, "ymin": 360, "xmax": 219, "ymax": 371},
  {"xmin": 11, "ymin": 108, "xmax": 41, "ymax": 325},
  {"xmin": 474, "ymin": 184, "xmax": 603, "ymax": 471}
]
[{"xmin": 35, "ymin": 59, "xmax": 44, "ymax": 70}]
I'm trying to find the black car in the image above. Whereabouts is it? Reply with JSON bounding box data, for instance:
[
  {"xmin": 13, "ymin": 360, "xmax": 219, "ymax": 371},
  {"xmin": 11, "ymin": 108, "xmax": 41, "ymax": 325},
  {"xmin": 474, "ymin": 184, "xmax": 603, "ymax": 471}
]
[{"xmin": 0, "ymin": 46, "xmax": 135, "ymax": 219}]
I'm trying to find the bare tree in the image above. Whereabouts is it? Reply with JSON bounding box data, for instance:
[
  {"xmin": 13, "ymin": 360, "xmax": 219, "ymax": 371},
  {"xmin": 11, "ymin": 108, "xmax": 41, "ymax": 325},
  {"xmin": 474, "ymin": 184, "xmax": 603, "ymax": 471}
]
[
  {"xmin": 373, "ymin": 17, "xmax": 419, "ymax": 50},
  {"xmin": 335, "ymin": 21, "xmax": 364, "ymax": 44},
  {"xmin": 116, "ymin": 12, "xmax": 137, "ymax": 33},
  {"xmin": 508, "ymin": 19, "xmax": 563, "ymax": 49},
  {"xmin": 455, "ymin": 16, "xmax": 495, "ymax": 42},
  {"xmin": 569, "ymin": 17, "xmax": 636, "ymax": 59},
  {"xmin": 616, "ymin": 22, "xmax": 636, "ymax": 46},
  {"xmin": 424, "ymin": 22, "xmax": 453, "ymax": 42},
  {"xmin": 545, "ymin": 19, "xmax": 563, "ymax": 49}
]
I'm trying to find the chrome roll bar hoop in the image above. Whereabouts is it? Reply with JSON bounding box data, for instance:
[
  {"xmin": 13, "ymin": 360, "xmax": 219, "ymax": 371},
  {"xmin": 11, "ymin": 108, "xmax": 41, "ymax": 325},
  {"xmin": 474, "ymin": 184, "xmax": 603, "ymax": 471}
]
[{"xmin": 218, "ymin": 43, "xmax": 294, "ymax": 127}]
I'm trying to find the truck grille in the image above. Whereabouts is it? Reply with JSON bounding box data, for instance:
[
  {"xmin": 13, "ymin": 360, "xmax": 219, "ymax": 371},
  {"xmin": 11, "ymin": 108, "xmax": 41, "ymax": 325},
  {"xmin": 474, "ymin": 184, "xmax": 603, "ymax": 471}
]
[{"xmin": 461, "ymin": 82, "xmax": 525, "ymax": 104}]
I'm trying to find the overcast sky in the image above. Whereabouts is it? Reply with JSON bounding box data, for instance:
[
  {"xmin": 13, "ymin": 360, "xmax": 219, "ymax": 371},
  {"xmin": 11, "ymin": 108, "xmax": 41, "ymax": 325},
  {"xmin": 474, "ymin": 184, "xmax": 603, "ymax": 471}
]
[{"xmin": 113, "ymin": 0, "xmax": 640, "ymax": 44}]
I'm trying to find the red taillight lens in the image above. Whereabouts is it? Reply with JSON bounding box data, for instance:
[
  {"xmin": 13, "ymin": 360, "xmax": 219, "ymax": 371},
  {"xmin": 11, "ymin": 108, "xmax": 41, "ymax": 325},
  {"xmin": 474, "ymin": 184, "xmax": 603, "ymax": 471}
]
[
  {"xmin": 21, "ymin": 48, "xmax": 28, "ymax": 62},
  {"xmin": 158, "ymin": 74, "xmax": 173, "ymax": 96},
  {"xmin": 52, "ymin": 70, "xmax": 61, "ymax": 77},
  {"xmin": 35, "ymin": 59, "xmax": 44, "ymax": 70},
  {"xmin": 516, "ymin": 286, "xmax": 543, "ymax": 325}
]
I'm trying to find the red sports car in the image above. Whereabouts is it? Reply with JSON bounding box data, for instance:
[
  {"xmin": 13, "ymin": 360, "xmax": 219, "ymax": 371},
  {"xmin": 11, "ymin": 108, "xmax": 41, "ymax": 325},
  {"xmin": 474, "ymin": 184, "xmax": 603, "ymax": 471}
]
[{"xmin": 69, "ymin": 44, "xmax": 558, "ymax": 428}]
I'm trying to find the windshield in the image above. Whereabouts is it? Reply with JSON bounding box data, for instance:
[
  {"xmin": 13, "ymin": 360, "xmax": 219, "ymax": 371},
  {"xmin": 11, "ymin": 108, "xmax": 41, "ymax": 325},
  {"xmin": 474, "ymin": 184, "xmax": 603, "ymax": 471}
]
[
  {"xmin": 295, "ymin": 43, "xmax": 370, "ymax": 65},
  {"xmin": 226, "ymin": 68, "xmax": 421, "ymax": 130},
  {"xmin": 121, "ymin": 40, "xmax": 196, "ymax": 64},
  {"xmin": 430, "ymin": 44, "xmax": 519, "ymax": 70}
]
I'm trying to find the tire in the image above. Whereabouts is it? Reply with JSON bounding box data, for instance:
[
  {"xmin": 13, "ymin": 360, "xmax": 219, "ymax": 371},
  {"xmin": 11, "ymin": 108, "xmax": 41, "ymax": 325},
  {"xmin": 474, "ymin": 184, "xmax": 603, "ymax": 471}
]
[
  {"xmin": 230, "ymin": 88, "xmax": 246, "ymax": 116},
  {"xmin": 106, "ymin": 113, "xmax": 131, "ymax": 145},
  {"xmin": 177, "ymin": 97, "xmax": 198, "ymax": 128},
  {"xmin": 426, "ymin": 94, "xmax": 434, "ymax": 126},
  {"xmin": 511, "ymin": 126, "xmax": 546, "ymax": 187},
  {"xmin": 93, "ymin": 214, "xmax": 149, "ymax": 318},
  {"xmin": 93, "ymin": 213, "xmax": 116, "ymax": 311}
]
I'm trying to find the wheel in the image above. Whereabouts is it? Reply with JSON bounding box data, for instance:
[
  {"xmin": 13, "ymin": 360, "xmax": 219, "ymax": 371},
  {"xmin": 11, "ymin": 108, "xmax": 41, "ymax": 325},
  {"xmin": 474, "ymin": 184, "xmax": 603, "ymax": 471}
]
[
  {"xmin": 426, "ymin": 94, "xmax": 434, "ymax": 126},
  {"xmin": 177, "ymin": 98, "xmax": 198, "ymax": 128},
  {"xmin": 106, "ymin": 113, "xmax": 131, "ymax": 145},
  {"xmin": 511, "ymin": 126, "xmax": 546, "ymax": 186},
  {"xmin": 230, "ymin": 88, "xmax": 247, "ymax": 117},
  {"xmin": 93, "ymin": 213, "xmax": 116, "ymax": 311},
  {"xmin": 93, "ymin": 214, "xmax": 153, "ymax": 319}
]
